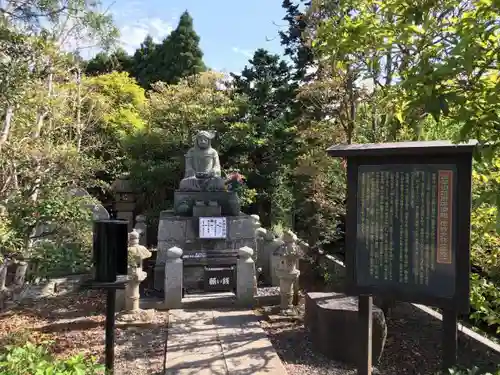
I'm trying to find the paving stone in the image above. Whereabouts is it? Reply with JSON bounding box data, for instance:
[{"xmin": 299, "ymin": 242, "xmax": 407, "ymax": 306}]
[{"xmin": 165, "ymin": 308, "xmax": 287, "ymax": 375}]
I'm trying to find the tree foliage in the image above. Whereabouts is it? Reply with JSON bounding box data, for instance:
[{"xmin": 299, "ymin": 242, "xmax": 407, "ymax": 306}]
[
  {"xmin": 311, "ymin": 0, "xmax": 500, "ymax": 333},
  {"xmin": 83, "ymin": 11, "xmax": 206, "ymax": 89}
]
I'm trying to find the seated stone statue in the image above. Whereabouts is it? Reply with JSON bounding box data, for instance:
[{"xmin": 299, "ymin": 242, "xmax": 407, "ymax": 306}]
[{"xmin": 178, "ymin": 130, "xmax": 226, "ymax": 192}]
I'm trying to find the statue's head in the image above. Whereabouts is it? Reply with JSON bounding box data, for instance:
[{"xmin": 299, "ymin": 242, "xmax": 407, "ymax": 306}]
[{"xmin": 195, "ymin": 130, "xmax": 215, "ymax": 150}]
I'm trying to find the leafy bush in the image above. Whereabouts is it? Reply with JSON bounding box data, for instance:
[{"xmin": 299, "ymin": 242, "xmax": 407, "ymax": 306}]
[
  {"xmin": 469, "ymin": 274, "xmax": 500, "ymax": 334},
  {"xmin": 0, "ymin": 342, "xmax": 104, "ymax": 375},
  {"xmin": 446, "ymin": 366, "xmax": 500, "ymax": 375},
  {"xmin": 30, "ymin": 241, "xmax": 93, "ymax": 279}
]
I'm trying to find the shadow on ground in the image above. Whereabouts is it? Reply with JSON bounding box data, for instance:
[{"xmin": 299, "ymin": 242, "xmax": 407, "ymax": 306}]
[{"xmin": 264, "ymin": 301, "xmax": 500, "ymax": 375}]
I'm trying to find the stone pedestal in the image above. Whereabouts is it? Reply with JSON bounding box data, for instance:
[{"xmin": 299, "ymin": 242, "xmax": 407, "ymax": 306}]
[
  {"xmin": 125, "ymin": 267, "xmax": 147, "ymax": 311},
  {"xmin": 305, "ymin": 292, "xmax": 387, "ymax": 364},
  {"xmin": 155, "ymin": 211, "xmax": 259, "ymax": 293},
  {"xmin": 174, "ymin": 190, "xmax": 240, "ymax": 217},
  {"xmin": 164, "ymin": 246, "xmax": 183, "ymax": 309},
  {"xmin": 236, "ymin": 246, "xmax": 255, "ymax": 306},
  {"xmin": 276, "ymin": 269, "xmax": 300, "ymax": 311}
]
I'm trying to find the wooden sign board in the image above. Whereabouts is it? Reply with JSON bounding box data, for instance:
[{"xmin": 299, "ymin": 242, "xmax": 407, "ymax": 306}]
[
  {"xmin": 204, "ymin": 266, "xmax": 236, "ymax": 292},
  {"xmin": 327, "ymin": 141, "xmax": 475, "ymax": 313}
]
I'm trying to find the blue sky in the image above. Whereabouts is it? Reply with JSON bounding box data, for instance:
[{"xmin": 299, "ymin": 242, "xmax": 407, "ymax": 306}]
[{"xmin": 105, "ymin": 0, "xmax": 288, "ymax": 73}]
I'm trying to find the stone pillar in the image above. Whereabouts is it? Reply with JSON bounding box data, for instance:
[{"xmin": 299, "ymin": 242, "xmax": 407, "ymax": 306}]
[
  {"xmin": 125, "ymin": 267, "xmax": 147, "ymax": 311},
  {"xmin": 164, "ymin": 246, "xmax": 183, "ymax": 309},
  {"xmin": 236, "ymin": 246, "xmax": 255, "ymax": 306}
]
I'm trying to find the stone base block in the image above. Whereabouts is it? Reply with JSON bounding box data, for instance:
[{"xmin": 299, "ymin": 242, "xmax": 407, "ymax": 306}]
[
  {"xmin": 193, "ymin": 204, "xmax": 221, "ymax": 217},
  {"xmin": 304, "ymin": 292, "xmax": 387, "ymax": 364},
  {"xmin": 174, "ymin": 190, "xmax": 240, "ymax": 216},
  {"xmin": 155, "ymin": 213, "xmax": 258, "ymax": 293}
]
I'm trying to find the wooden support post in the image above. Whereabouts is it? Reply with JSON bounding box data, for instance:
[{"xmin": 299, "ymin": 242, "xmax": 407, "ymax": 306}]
[
  {"xmin": 442, "ymin": 308, "xmax": 458, "ymax": 372},
  {"xmin": 358, "ymin": 295, "xmax": 373, "ymax": 375}
]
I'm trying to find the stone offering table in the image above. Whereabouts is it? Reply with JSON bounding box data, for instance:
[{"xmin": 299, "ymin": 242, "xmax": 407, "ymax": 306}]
[{"xmin": 305, "ymin": 292, "xmax": 387, "ymax": 365}]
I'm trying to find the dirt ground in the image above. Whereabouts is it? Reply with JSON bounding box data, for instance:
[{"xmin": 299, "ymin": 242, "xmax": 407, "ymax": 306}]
[
  {"xmin": 0, "ymin": 289, "xmax": 168, "ymax": 375},
  {"xmin": 261, "ymin": 297, "xmax": 500, "ymax": 375}
]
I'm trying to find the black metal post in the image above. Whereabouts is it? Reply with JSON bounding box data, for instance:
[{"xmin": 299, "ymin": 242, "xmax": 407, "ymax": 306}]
[
  {"xmin": 442, "ymin": 308, "xmax": 458, "ymax": 372},
  {"xmin": 358, "ymin": 295, "xmax": 373, "ymax": 375},
  {"xmin": 105, "ymin": 288, "xmax": 117, "ymax": 374}
]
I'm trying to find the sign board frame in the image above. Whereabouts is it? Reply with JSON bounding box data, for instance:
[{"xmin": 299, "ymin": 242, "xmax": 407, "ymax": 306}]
[
  {"xmin": 327, "ymin": 141, "xmax": 475, "ymax": 313},
  {"xmin": 198, "ymin": 217, "xmax": 228, "ymax": 239}
]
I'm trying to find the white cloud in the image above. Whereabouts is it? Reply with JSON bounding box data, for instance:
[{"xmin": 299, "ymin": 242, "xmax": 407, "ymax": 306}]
[
  {"xmin": 231, "ymin": 47, "xmax": 253, "ymax": 58},
  {"xmin": 119, "ymin": 17, "xmax": 173, "ymax": 54}
]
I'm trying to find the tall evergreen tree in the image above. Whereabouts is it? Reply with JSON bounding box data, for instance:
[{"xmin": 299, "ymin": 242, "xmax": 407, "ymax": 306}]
[
  {"xmin": 131, "ymin": 35, "xmax": 158, "ymax": 88},
  {"xmin": 279, "ymin": 0, "xmax": 314, "ymax": 82},
  {"xmin": 154, "ymin": 10, "xmax": 206, "ymax": 84},
  {"xmin": 231, "ymin": 49, "xmax": 295, "ymax": 226}
]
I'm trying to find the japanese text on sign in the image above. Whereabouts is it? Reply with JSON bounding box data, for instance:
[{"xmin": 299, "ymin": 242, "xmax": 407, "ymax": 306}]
[
  {"xmin": 208, "ymin": 277, "xmax": 231, "ymax": 286},
  {"xmin": 199, "ymin": 217, "xmax": 227, "ymax": 239},
  {"xmin": 355, "ymin": 164, "xmax": 456, "ymax": 298}
]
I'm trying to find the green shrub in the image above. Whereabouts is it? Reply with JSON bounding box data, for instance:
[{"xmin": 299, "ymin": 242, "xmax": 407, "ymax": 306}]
[
  {"xmin": 30, "ymin": 241, "xmax": 93, "ymax": 279},
  {"xmin": 446, "ymin": 366, "xmax": 500, "ymax": 375},
  {"xmin": 469, "ymin": 274, "xmax": 500, "ymax": 334},
  {"xmin": 0, "ymin": 342, "xmax": 104, "ymax": 375}
]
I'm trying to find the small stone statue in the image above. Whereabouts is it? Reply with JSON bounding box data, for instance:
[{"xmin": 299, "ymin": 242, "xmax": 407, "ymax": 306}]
[
  {"xmin": 178, "ymin": 130, "xmax": 226, "ymax": 192},
  {"xmin": 125, "ymin": 230, "xmax": 151, "ymax": 312}
]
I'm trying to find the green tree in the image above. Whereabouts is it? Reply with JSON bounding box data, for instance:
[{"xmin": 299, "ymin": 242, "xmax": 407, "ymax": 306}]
[
  {"xmin": 125, "ymin": 71, "xmax": 245, "ymax": 219},
  {"xmin": 84, "ymin": 48, "xmax": 133, "ymax": 76},
  {"xmin": 154, "ymin": 10, "xmax": 206, "ymax": 84},
  {"xmin": 0, "ymin": 0, "xmax": 120, "ymax": 280},
  {"xmin": 231, "ymin": 49, "xmax": 296, "ymax": 227},
  {"xmin": 279, "ymin": 0, "xmax": 315, "ymax": 82},
  {"xmin": 131, "ymin": 35, "xmax": 158, "ymax": 88},
  {"xmin": 311, "ymin": 0, "xmax": 500, "ymax": 331}
]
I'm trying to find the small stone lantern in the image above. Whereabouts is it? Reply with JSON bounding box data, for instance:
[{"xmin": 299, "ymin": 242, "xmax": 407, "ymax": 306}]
[
  {"xmin": 125, "ymin": 230, "xmax": 151, "ymax": 312},
  {"xmin": 110, "ymin": 173, "xmax": 136, "ymax": 232},
  {"xmin": 274, "ymin": 230, "xmax": 301, "ymax": 314}
]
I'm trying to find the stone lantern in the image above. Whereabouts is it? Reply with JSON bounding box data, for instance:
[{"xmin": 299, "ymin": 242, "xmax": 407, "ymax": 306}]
[
  {"xmin": 274, "ymin": 230, "xmax": 301, "ymax": 314},
  {"xmin": 125, "ymin": 230, "xmax": 151, "ymax": 312},
  {"xmin": 110, "ymin": 173, "xmax": 136, "ymax": 232}
]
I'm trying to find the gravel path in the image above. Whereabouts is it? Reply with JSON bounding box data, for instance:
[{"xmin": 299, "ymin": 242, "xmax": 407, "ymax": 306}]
[{"xmin": 261, "ymin": 301, "xmax": 500, "ymax": 375}]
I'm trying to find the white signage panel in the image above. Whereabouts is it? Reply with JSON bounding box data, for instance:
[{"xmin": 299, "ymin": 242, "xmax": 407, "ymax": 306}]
[{"xmin": 199, "ymin": 217, "xmax": 227, "ymax": 239}]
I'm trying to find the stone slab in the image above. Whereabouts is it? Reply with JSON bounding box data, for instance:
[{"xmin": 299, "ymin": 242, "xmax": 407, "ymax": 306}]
[
  {"xmin": 174, "ymin": 190, "xmax": 240, "ymax": 217},
  {"xmin": 165, "ymin": 308, "xmax": 287, "ymax": 375},
  {"xmin": 193, "ymin": 204, "xmax": 222, "ymax": 217}
]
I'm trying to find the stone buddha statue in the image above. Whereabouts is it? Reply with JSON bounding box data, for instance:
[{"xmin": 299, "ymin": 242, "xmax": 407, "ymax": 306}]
[{"xmin": 178, "ymin": 130, "xmax": 226, "ymax": 192}]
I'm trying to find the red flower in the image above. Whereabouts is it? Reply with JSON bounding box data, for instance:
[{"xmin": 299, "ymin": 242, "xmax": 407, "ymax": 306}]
[{"xmin": 228, "ymin": 172, "xmax": 244, "ymax": 183}]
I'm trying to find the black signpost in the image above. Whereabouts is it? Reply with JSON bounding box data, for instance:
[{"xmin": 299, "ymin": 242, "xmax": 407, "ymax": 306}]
[
  {"xmin": 327, "ymin": 140, "xmax": 475, "ymax": 375},
  {"xmin": 82, "ymin": 219, "xmax": 129, "ymax": 374}
]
